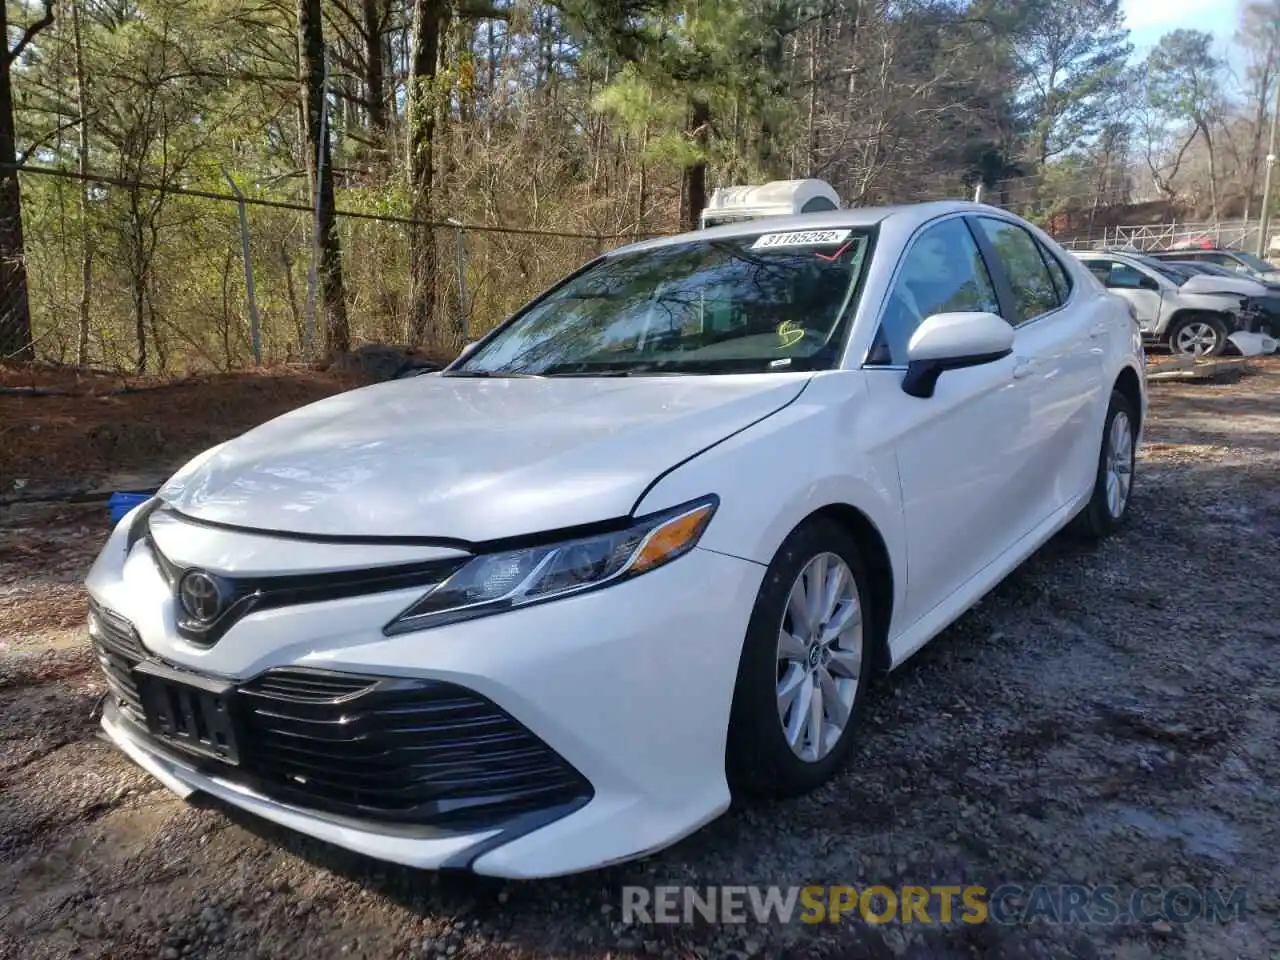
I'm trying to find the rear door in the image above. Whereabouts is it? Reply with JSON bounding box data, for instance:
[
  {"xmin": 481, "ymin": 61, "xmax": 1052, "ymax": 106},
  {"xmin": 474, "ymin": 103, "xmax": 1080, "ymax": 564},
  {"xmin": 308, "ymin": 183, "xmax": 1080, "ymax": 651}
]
[{"xmin": 971, "ymin": 217, "xmax": 1107, "ymax": 519}]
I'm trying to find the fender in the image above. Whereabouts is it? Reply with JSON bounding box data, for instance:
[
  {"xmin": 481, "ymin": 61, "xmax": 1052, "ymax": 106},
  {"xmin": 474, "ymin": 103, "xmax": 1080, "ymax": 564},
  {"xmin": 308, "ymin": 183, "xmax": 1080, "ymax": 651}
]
[{"xmin": 634, "ymin": 371, "xmax": 909, "ymax": 633}]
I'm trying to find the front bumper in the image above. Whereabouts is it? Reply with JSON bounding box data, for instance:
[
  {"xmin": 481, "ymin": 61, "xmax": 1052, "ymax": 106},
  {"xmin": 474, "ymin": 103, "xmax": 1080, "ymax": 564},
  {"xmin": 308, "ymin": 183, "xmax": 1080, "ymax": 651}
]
[{"xmin": 87, "ymin": 515, "xmax": 766, "ymax": 878}]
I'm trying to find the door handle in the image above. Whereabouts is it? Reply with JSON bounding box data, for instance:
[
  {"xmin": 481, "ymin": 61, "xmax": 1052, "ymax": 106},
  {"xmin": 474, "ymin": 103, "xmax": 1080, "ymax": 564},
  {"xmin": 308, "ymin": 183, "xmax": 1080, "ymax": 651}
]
[{"xmin": 1012, "ymin": 357, "xmax": 1037, "ymax": 379}]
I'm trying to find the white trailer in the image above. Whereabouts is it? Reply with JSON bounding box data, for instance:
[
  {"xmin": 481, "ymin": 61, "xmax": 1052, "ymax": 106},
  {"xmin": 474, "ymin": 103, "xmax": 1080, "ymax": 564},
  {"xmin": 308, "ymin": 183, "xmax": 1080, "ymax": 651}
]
[{"xmin": 698, "ymin": 179, "xmax": 841, "ymax": 229}]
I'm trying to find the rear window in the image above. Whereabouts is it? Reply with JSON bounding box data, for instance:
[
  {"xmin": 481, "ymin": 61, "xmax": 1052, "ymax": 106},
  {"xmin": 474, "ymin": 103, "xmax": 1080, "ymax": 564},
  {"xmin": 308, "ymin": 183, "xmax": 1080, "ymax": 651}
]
[{"xmin": 974, "ymin": 218, "xmax": 1061, "ymax": 323}]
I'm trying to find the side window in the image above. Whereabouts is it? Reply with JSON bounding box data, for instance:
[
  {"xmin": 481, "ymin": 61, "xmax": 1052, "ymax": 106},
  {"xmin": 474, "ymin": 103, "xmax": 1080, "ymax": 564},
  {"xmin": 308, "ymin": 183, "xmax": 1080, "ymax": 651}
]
[
  {"xmin": 1106, "ymin": 262, "xmax": 1147, "ymax": 289},
  {"xmin": 1085, "ymin": 261, "xmax": 1111, "ymax": 285},
  {"xmin": 867, "ymin": 218, "xmax": 1000, "ymax": 366},
  {"xmin": 974, "ymin": 217, "xmax": 1061, "ymax": 324},
  {"xmin": 1039, "ymin": 241, "xmax": 1073, "ymax": 301}
]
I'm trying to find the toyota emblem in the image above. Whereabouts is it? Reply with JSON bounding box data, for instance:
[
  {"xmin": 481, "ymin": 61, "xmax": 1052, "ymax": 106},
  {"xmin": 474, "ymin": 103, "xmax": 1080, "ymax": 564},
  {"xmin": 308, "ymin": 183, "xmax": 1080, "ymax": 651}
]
[{"xmin": 178, "ymin": 570, "xmax": 223, "ymax": 623}]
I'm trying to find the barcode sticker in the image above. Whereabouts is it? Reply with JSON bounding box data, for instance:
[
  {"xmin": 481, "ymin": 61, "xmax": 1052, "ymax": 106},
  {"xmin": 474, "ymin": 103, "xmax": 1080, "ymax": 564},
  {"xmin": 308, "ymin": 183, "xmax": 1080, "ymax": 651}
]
[{"xmin": 751, "ymin": 229, "xmax": 852, "ymax": 250}]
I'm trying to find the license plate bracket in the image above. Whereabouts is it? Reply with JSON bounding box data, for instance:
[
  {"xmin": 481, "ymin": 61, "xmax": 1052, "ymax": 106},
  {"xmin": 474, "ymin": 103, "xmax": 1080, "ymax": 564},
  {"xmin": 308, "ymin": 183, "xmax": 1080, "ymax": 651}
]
[{"xmin": 134, "ymin": 660, "xmax": 242, "ymax": 765}]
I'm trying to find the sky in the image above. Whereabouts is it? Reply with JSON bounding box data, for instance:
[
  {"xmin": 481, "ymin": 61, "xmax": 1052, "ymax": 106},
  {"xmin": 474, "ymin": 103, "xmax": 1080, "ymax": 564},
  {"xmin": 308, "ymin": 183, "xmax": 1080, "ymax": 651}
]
[{"xmin": 1122, "ymin": 0, "xmax": 1244, "ymax": 73}]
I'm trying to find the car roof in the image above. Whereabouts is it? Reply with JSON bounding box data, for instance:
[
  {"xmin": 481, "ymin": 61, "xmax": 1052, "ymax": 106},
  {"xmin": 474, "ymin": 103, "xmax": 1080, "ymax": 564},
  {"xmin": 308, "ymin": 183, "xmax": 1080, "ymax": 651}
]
[
  {"xmin": 1074, "ymin": 249, "xmax": 1133, "ymax": 258},
  {"xmin": 608, "ymin": 200, "xmax": 1009, "ymax": 257}
]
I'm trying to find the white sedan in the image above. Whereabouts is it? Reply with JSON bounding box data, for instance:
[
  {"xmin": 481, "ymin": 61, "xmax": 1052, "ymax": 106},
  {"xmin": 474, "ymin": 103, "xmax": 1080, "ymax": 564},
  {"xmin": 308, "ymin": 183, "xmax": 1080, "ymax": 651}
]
[{"xmin": 86, "ymin": 201, "xmax": 1145, "ymax": 878}]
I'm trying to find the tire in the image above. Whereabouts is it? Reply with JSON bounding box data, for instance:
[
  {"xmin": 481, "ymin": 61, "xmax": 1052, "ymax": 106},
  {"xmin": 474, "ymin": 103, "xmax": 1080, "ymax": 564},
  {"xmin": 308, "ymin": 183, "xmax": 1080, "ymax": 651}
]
[
  {"xmin": 1071, "ymin": 389, "xmax": 1137, "ymax": 541},
  {"xmin": 1166, "ymin": 313, "xmax": 1228, "ymax": 358},
  {"xmin": 726, "ymin": 518, "xmax": 872, "ymax": 798}
]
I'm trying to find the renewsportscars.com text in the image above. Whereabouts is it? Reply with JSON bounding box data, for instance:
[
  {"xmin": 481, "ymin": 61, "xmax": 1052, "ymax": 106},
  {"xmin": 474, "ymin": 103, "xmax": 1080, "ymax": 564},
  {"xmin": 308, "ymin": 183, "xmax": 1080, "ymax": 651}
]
[{"xmin": 621, "ymin": 884, "xmax": 1246, "ymax": 926}]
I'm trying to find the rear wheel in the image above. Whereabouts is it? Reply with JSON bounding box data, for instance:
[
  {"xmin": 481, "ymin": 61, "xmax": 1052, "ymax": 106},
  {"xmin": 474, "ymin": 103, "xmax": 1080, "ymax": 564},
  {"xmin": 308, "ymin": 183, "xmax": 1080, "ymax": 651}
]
[
  {"xmin": 1071, "ymin": 389, "xmax": 1137, "ymax": 540},
  {"xmin": 726, "ymin": 519, "xmax": 872, "ymax": 798},
  {"xmin": 1167, "ymin": 313, "xmax": 1228, "ymax": 358}
]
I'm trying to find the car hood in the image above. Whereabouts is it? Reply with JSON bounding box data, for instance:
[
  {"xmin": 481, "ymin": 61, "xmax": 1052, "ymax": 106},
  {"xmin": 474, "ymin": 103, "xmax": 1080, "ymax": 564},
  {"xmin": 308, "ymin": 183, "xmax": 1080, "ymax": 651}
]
[
  {"xmin": 1180, "ymin": 275, "xmax": 1268, "ymax": 297},
  {"xmin": 158, "ymin": 373, "xmax": 811, "ymax": 542}
]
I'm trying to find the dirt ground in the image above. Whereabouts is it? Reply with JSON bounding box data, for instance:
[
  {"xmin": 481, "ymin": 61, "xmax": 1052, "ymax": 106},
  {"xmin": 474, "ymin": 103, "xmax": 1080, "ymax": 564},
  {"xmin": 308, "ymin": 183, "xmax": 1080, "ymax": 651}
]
[{"xmin": 1, "ymin": 358, "xmax": 1278, "ymax": 960}]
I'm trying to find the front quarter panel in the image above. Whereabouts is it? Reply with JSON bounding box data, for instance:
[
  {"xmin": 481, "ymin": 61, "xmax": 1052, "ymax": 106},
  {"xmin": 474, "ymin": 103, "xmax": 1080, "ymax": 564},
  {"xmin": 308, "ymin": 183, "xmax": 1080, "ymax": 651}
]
[{"xmin": 634, "ymin": 371, "xmax": 907, "ymax": 629}]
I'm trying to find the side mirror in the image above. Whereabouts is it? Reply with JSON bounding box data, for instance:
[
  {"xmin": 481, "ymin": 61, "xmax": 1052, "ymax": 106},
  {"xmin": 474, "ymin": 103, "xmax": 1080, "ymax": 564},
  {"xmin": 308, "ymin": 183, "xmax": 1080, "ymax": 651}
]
[
  {"xmin": 457, "ymin": 340, "xmax": 479, "ymax": 358},
  {"xmin": 901, "ymin": 312, "xmax": 1014, "ymax": 399},
  {"xmin": 1138, "ymin": 275, "xmax": 1160, "ymax": 291}
]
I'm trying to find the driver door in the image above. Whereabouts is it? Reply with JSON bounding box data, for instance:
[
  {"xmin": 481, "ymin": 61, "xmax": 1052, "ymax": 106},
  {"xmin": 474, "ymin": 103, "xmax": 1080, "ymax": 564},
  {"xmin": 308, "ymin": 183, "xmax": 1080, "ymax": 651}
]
[{"xmin": 862, "ymin": 216, "xmax": 1026, "ymax": 630}]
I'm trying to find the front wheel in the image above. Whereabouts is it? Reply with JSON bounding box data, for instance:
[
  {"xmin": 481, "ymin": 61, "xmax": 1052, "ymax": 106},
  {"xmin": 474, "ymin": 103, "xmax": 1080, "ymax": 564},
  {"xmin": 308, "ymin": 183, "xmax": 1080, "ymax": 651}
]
[
  {"xmin": 1167, "ymin": 313, "xmax": 1228, "ymax": 358},
  {"xmin": 726, "ymin": 519, "xmax": 872, "ymax": 798}
]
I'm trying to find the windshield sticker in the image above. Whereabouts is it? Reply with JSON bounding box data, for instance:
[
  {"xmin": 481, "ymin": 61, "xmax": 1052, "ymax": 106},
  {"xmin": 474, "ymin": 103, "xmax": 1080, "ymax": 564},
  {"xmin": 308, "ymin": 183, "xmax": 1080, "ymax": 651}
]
[
  {"xmin": 776, "ymin": 320, "xmax": 805, "ymax": 347},
  {"xmin": 751, "ymin": 229, "xmax": 852, "ymax": 250},
  {"xmin": 816, "ymin": 240, "xmax": 854, "ymax": 262}
]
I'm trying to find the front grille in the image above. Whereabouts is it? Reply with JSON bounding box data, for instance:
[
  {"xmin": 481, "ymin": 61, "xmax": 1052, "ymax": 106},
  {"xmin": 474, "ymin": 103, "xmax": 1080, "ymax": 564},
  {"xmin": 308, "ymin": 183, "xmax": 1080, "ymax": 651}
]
[
  {"xmin": 90, "ymin": 606, "xmax": 593, "ymax": 831},
  {"xmin": 90, "ymin": 600, "xmax": 146, "ymax": 720}
]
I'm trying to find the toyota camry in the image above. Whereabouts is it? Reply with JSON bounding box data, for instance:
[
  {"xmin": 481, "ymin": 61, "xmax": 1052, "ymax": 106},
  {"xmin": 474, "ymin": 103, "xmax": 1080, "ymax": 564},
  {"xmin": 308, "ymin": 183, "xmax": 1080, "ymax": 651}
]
[{"xmin": 87, "ymin": 201, "xmax": 1146, "ymax": 878}]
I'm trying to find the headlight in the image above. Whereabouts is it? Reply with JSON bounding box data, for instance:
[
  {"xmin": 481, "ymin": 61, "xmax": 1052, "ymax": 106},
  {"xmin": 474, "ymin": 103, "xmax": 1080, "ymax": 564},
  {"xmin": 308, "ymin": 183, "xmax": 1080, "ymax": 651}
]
[{"xmin": 384, "ymin": 495, "xmax": 718, "ymax": 634}]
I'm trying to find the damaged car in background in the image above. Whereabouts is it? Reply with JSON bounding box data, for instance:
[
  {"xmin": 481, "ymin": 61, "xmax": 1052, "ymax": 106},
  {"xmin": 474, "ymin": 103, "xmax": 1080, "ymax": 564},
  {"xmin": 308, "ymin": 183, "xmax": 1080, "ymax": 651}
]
[{"xmin": 1074, "ymin": 249, "xmax": 1272, "ymax": 357}]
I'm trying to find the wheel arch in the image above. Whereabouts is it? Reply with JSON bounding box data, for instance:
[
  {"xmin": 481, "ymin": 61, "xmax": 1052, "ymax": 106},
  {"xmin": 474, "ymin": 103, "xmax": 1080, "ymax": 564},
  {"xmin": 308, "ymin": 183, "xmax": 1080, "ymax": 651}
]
[
  {"xmin": 1113, "ymin": 365, "xmax": 1143, "ymax": 433},
  {"xmin": 800, "ymin": 503, "xmax": 895, "ymax": 674}
]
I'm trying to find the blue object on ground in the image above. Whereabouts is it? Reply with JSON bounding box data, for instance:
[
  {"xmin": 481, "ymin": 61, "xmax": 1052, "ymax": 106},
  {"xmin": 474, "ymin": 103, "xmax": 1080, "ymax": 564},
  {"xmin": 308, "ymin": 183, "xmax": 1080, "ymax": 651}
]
[{"xmin": 108, "ymin": 491, "xmax": 152, "ymax": 524}]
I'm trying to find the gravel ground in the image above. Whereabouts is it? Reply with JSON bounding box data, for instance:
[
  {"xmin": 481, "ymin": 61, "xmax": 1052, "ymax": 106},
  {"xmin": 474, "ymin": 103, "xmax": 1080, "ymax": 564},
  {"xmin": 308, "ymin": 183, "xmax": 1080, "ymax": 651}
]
[{"xmin": 2, "ymin": 360, "xmax": 1278, "ymax": 960}]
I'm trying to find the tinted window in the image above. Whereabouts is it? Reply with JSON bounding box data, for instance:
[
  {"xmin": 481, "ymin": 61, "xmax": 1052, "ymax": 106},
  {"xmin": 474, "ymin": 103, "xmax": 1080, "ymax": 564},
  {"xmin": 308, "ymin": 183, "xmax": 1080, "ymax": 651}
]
[
  {"xmin": 1087, "ymin": 261, "xmax": 1148, "ymax": 289},
  {"xmin": 1085, "ymin": 261, "xmax": 1111, "ymax": 284},
  {"xmin": 1231, "ymin": 250, "xmax": 1277, "ymax": 272},
  {"xmin": 1040, "ymin": 241, "xmax": 1073, "ymax": 300},
  {"xmin": 867, "ymin": 218, "xmax": 1000, "ymax": 366},
  {"xmin": 457, "ymin": 230, "xmax": 873, "ymax": 375},
  {"xmin": 975, "ymin": 218, "xmax": 1060, "ymax": 323}
]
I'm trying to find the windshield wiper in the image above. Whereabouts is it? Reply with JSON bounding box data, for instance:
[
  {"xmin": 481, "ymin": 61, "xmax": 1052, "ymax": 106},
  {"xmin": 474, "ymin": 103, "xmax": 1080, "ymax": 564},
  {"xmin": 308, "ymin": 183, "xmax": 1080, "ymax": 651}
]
[
  {"xmin": 542, "ymin": 361, "xmax": 657, "ymax": 376},
  {"xmin": 440, "ymin": 369, "xmax": 545, "ymax": 378}
]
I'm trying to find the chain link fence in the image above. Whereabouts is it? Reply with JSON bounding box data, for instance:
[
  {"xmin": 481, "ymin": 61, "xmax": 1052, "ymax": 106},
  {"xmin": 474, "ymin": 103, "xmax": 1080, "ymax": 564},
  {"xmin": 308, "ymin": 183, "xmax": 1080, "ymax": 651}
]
[{"xmin": 10, "ymin": 164, "xmax": 665, "ymax": 372}]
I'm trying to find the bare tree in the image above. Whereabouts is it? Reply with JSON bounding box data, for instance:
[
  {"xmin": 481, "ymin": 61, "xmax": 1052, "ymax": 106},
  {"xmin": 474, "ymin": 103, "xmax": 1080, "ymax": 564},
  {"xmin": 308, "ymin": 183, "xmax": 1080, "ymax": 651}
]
[
  {"xmin": 0, "ymin": 0, "xmax": 55, "ymax": 361},
  {"xmin": 299, "ymin": 0, "xmax": 350, "ymax": 354}
]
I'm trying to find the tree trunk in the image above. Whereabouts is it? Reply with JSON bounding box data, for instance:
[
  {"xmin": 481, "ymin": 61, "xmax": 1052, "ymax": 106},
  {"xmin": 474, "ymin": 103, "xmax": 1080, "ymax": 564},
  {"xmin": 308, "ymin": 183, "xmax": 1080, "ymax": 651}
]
[
  {"xmin": 637, "ymin": 120, "xmax": 649, "ymax": 231},
  {"xmin": 361, "ymin": 0, "xmax": 387, "ymax": 135},
  {"xmin": 407, "ymin": 0, "xmax": 445, "ymax": 346},
  {"xmin": 1247, "ymin": 65, "xmax": 1272, "ymax": 207},
  {"xmin": 128, "ymin": 192, "xmax": 147, "ymax": 373},
  {"xmin": 1200, "ymin": 119, "xmax": 1219, "ymax": 221},
  {"xmin": 298, "ymin": 0, "xmax": 349, "ymax": 355},
  {"xmin": 682, "ymin": 98, "xmax": 710, "ymax": 232},
  {"xmin": 0, "ymin": 2, "xmax": 35, "ymax": 361},
  {"xmin": 807, "ymin": 22, "xmax": 818, "ymax": 176},
  {"xmin": 73, "ymin": 0, "xmax": 92, "ymax": 366}
]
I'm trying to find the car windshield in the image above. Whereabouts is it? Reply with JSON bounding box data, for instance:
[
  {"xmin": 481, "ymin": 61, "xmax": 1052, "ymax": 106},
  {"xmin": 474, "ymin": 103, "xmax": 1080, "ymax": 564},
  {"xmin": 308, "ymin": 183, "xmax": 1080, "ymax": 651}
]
[
  {"xmin": 1132, "ymin": 255, "xmax": 1190, "ymax": 284},
  {"xmin": 451, "ymin": 228, "xmax": 874, "ymax": 376},
  {"xmin": 1175, "ymin": 261, "xmax": 1233, "ymax": 278},
  {"xmin": 1231, "ymin": 250, "xmax": 1276, "ymax": 273}
]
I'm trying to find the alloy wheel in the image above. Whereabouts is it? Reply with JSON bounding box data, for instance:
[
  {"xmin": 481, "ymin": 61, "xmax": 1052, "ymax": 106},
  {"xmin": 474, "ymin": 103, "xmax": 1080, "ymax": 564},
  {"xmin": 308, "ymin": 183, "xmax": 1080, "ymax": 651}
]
[
  {"xmin": 1104, "ymin": 411, "xmax": 1134, "ymax": 519},
  {"xmin": 775, "ymin": 552, "xmax": 863, "ymax": 763},
  {"xmin": 1174, "ymin": 322, "xmax": 1220, "ymax": 357}
]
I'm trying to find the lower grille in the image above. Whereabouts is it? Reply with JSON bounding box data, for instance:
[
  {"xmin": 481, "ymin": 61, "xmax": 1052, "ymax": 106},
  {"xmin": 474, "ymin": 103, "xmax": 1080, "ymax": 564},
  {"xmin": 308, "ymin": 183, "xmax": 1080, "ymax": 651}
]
[
  {"xmin": 239, "ymin": 678, "xmax": 592, "ymax": 827},
  {"xmin": 240, "ymin": 668, "xmax": 376, "ymax": 702},
  {"xmin": 90, "ymin": 606, "xmax": 593, "ymax": 831},
  {"xmin": 90, "ymin": 600, "xmax": 146, "ymax": 721}
]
